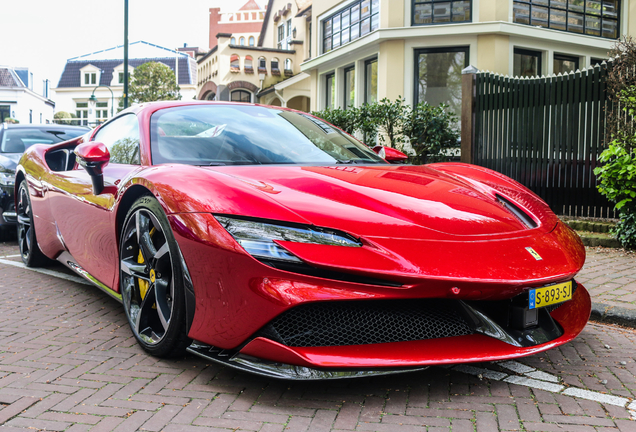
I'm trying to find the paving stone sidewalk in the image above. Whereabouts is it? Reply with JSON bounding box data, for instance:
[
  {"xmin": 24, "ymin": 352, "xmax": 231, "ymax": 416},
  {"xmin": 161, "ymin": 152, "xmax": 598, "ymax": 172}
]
[
  {"xmin": 578, "ymin": 247, "xmax": 636, "ymax": 325},
  {"xmin": 0, "ymin": 242, "xmax": 635, "ymax": 431}
]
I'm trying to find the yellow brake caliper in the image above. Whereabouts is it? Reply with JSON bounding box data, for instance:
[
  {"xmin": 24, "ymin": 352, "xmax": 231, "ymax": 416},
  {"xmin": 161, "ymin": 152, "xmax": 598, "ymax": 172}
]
[{"xmin": 138, "ymin": 228, "xmax": 156, "ymax": 308}]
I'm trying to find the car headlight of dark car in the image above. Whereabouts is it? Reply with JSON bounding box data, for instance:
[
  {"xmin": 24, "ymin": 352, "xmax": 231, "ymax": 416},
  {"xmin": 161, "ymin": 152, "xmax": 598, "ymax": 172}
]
[
  {"xmin": 215, "ymin": 216, "xmax": 361, "ymax": 263},
  {"xmin": 0, "ymin": 169, "xmax": 15, "ymax": 187}
]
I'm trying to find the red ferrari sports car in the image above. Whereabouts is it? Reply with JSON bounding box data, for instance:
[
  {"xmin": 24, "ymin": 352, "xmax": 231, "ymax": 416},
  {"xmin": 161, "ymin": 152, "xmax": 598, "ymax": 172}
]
[{"xmin": 16, "ymin": 101, "xmax": 590, "ymax": 379}]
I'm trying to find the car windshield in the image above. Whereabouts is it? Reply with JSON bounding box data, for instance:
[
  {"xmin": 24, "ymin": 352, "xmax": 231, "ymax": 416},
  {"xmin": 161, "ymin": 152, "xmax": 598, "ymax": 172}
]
[
  {"xmin": 150, "ymin": 105, "xmax": 386, "ymax": 166},
  {"xmin": 1, "ymin": 128, "xmax": 86, "ymax": 153}
]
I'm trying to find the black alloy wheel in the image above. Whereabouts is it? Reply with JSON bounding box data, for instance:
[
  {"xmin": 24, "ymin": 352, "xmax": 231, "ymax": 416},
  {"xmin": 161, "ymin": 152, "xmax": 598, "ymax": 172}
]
[
  {"xmin": 17, "ymin": 181, "xmax": 48, "ymax": 267},
  {"xmin": 120, "ymin": 196, "xmax": 190, "ymax": 357}
]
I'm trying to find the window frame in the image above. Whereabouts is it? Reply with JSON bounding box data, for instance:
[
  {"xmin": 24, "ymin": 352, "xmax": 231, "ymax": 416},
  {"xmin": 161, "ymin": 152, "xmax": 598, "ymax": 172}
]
[
  {"xmin": 364, "ymin": 57, "xmax": 378, "ymax": 105},
  {"xmin": 230, "ymin": 89, "xmax": 252, "ymax": 103},
  {"xmin": 325, "ymin": 72, "xmax": 335, "ymax": 109},
  {"xmin": 411, "ymin": 0, "xmax": 472, "ymax": 26},
  {"xmin": 512, "ymin": 0, "xmax": 620, "ymax": 39},
  {"xmin": 413, "ymin": 46, "xmax": 469, "ymax": 107},
  {"xmin": 344, "ymin": 65, "xmax": 356, "ymax": 110},
  {"xmin": 553, "ymin": 53, "xmax": 580, "ymax": 74},
  {"xmin": 322, "ymin": 0, "xmax": 380, "ymax": 54},
  {"xmin": 513, "ymin": 47, "xmax": 543, "ymax": 78}
]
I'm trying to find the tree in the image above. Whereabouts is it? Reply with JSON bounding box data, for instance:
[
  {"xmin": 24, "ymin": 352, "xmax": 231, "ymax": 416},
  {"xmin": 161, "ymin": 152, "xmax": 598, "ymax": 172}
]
[
  {"xmin": 54, "ymin": 111, "xmax": 73, "ymax": 125},
  {"xmin": 121, "ymin": 62, "xmax": 181, "ymax": 109}
]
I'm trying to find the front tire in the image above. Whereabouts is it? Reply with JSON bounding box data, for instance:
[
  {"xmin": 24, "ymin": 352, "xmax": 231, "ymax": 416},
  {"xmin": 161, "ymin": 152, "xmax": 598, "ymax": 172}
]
[
  {"xmin": 120, "ymin": 195, "xmax": 190, "ymax": 357},
  {"xmin": 17, "ymin": 180, "xmax": 49, "ymax": 267}
]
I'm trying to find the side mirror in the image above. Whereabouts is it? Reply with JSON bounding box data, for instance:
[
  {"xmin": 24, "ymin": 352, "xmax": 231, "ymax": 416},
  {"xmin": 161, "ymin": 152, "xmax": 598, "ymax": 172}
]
[
  {"xmin": 373, "ymin": 145, "xmax": 408, "ymax": 164},
  {"xmin": 75, "ymin": 142, "xmax": 110, "ymax": 194}
]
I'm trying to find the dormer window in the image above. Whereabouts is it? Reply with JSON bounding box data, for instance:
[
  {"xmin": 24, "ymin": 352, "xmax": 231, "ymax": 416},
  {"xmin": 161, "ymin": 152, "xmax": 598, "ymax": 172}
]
[
  {"xmin": 84, "ymin": 72, "xmax": 96, "ymax": 85},
  {"xmin": 80, "ymin": 65, "xmax": 100, "ymax": 87}
]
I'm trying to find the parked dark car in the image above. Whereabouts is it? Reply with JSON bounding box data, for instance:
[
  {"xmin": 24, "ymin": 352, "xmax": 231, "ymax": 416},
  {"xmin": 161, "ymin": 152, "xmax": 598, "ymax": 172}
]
[{"xmin": 0, "ymin": 123, "xmax": 89, "ymax": 232}]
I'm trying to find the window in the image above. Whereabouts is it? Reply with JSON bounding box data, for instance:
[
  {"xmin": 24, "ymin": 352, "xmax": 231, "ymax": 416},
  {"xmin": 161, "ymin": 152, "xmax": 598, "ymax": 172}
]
[
  {"xmin": 309, "ymin": 23, "xmax": 312, "ymax": 58},
  {"xmin": 514, "ymin": 48, "xmax": 542, "ymax": 77},
  {"xmin": 512, "ymin": 0, "xmax": 619, "ymax": 39},
  {"xmin": 249, "ymin": 36, "xmax": 255, "ymax": 46},
  {"xmin": 231, "ymin": 90, "xmax": 251, "ymax": 102},
  {"xmin": 325, "ymin": 72, "xmax": 335, "ymax": 108},
  {"xmin": 414, "ymin": 47, "xmax": 468, "ymax": 116},
  {"xmin": 240, "ymin": 37, "xmax": 246, "ymax": 45},
  {"xmin": 258, "ymin": 57, "xmax": 267, "ymax": 74},
  {"xmin": 271, "ymin": 58, "xmax": 281, "ymax": 76},
  {"xmin": 84, "ymin": 72, "xmax": 97, "ymax": 85},
  {"xmin": 92, "ymin": 114, "xmax": 140, "ymax": 164},
  {"xmin": 230, "ymin": 55, "xmax": 240, "ymax": 72},
  {"xmin": 365, "ymin": 58, "xmax": 377, "ymax": 104},
  {"xmin": 344, "ymin": 66, "xmax": 355, "ymax": 109},
  {"xmin": 0, "ymin": 106, "xmax": 9, "ymax": 123},
  {"xmin": 245, "ymin": 56, "xmax": 254, "ymax": 74},
  {"xmin": 278, "ymin": 24, "xmax": 285, "ymax": 49},
  {"xmin": 277, "ymin": 19, "xmax": 292, "ymax": 49},
  {"xmin": 554, "ymin": 54, "xmax": 579, "ymax": 74},
  {"xmin": 323, "ymin": 0, "xmax": 379, "ymax": 53},
  {"xmin": 284, "ymin": 58, "xmax": 293, "ymax": 76},
  {"xmin": 76, "ymin": 102, "xmax": 88, "ymax": 126},
  {"xmin": 412, "ymin": 0, "xmax": 471, "ymax": 25},
  {"xmin": 95, "ymin": 101, "xmax": 109, "ymax": 123},
  {"xmin": 231, "ymin": 37, "xmax": 236, "ymax": 44},
  {"xmin": 119, "ymin": 72, "xmax": 124, "ymax": 84}
]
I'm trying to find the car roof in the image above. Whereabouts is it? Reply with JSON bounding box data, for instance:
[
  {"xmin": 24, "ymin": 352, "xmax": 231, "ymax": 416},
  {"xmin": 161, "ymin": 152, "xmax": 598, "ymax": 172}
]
[{"xmin": 1, "ymin": 123, "xmax": 90, "ymax": 131}]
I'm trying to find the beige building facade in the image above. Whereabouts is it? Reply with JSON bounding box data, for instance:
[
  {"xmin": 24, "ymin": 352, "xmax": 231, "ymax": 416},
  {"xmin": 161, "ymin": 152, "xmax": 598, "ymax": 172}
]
[
  {"xmin": 302, "ymin": 0, "xmax": 636, "ymax": 113},
  {"xmin": 197, "ymin": 0, "xmax": 313, "ymax": 111}
]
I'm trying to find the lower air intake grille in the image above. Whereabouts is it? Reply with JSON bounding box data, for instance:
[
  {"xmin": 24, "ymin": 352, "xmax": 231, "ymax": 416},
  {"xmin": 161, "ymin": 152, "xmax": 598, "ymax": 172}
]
[{"xmin": 260, "ymin": 299, "xmax": 474, "ymax": 347}]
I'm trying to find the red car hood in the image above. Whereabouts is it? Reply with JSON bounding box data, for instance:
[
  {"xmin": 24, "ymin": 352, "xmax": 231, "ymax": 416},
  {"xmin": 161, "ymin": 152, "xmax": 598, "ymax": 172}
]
[
  {"xmin": 207, "ymin": 164, "xmax": 538, "ymax": 239},
  {"xmin": 156, "ymin": 164, "xmax": 584, "ymax": 284}
]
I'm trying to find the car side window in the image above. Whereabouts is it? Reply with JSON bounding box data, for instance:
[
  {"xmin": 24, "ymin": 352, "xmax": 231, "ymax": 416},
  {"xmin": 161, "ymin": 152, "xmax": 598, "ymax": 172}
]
[{"xmin": 92, "ymin": 114, "xmax": 140, "ymax": 164}]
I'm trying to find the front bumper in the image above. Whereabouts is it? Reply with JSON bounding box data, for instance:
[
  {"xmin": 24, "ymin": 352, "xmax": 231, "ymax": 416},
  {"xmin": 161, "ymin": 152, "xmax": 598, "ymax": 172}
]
[
  {"xmin": 187, "ymin": 283, "xmax": 590, "ymax": 378},
  {"xmin": 0, "ymin": 187, "xmax": 15, "ymax": 225}
]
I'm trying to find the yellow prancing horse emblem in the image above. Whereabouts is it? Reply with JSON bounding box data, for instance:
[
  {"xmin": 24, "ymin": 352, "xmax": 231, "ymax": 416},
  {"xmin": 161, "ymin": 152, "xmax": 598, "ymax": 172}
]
[
  {"xmin": 525, "ymin": 247, "xmax": 543, "ymax": 261},
  {"xmin": 150, "ymin": 269, "xmax": 156, "ymax": 283}
]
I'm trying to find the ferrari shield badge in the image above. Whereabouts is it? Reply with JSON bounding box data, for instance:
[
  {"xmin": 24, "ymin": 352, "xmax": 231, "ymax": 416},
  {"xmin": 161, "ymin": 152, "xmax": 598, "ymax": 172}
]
[{"xmin": 525, "ymin": 247, "xmax": 543, "ymax": 261}]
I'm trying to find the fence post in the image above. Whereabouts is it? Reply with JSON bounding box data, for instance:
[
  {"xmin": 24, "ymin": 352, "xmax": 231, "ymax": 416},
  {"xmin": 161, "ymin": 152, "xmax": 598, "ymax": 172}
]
[{"xmin": 461, "ymin": 66, "xmax": 478, "ymax": 164}]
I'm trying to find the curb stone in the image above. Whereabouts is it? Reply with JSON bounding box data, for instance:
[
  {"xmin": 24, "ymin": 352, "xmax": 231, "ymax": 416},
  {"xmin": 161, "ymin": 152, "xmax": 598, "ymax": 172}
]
[{"xmin": 590, "ymin": 301, "xmax": 636, "ymax": 328}]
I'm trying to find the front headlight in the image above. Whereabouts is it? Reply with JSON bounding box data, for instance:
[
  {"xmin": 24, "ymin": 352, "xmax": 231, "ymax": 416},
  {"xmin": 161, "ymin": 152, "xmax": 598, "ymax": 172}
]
[
  {"xmin": 0, "ymin": 172, "xmax": 14, "ymax": 187},
  {"xmin": 215, "ymin": 216, "xmax": 361, "ymax": 263}
]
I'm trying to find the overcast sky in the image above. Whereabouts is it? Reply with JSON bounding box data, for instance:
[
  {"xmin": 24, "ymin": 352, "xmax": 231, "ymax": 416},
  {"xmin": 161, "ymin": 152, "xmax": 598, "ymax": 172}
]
[{"xmin": 1, "ymin": 0, "xmax": 257, "ymax": 90}]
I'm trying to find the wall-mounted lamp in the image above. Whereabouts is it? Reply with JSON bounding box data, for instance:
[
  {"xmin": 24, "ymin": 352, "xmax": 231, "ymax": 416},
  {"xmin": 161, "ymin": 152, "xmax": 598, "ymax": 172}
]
[{"xmin": 292, "ymin": 27, "xmax": 297, "ymax": 38}]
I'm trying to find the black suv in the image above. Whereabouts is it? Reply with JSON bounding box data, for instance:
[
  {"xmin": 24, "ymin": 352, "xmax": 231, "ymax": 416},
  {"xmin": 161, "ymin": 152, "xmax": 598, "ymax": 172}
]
[{"xmin": 0, "ymin": 123, "xmax": 89, "ymax": 232}]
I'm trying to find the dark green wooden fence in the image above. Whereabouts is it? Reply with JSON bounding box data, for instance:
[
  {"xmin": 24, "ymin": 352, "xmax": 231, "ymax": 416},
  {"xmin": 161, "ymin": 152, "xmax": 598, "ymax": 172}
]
[{"xmin": 472, "ymin": 63, "xmax": 614, "ymax": 217}]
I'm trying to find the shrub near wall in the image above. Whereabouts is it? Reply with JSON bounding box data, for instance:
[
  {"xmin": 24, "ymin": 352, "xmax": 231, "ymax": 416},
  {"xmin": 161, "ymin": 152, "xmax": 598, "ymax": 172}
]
[
  {"xmin": 594, "ymin": 37, "xmax": 636, "ymax": 249},
  {"xmin": 311, "ymin": 98, "xmax": 459, "ymax": 164}
]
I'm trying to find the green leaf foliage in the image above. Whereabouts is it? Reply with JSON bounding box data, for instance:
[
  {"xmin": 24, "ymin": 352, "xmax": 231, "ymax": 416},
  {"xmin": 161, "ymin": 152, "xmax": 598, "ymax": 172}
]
[
  {"xmin": 594, "ymin": 84, "xmax": 636, "ymax": 249},
  {"xmin": 121, "ymin": 62, "xmax": 182, "ymax": 109},
  {"xmin": 311, "ymin": 98, "xmax": 459, "ymax": 163}
]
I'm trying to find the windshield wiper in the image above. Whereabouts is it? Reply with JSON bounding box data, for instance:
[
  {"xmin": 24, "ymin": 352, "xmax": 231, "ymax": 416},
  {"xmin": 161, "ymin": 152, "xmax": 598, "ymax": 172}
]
[
  {"xmin": 208, "ymin": 162, "xmax": 226, "ymax": 166},
  {"xmin": 335, "ymin": 159, "xmax": 355, "ymax": 164}
]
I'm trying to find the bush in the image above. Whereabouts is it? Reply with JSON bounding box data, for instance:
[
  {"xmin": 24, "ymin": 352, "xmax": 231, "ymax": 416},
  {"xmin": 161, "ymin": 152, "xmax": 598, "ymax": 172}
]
[
  {"xmin": 54, "ymin": 111, "xmax": 73, "ymax": 125},
  {"xmin": 613, "ymin": 213, "xmax": 636, "ymax": 249},
  {"xmin": 404, "ymin": 102, "xmax": 459, "ymax": 163},
  {"xmin": 311, "ymin": 98, "xmax": 459, "ymax": 163},
  {"xmin": 594, "ymin": 132, "xmax": 636, "ymax": 249},
  {"xmin": 3, "ymin": 118, "xmax": 18, "ymax": 124}
]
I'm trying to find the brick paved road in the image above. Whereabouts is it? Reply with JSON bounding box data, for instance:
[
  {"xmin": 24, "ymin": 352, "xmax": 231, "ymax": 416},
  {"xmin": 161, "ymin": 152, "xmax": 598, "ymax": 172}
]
[
  {"xmin": 578, "ymin": 247, "xmax": 636, "ymax": 312},
  {"xmin": 0, "ymin": 241, "xmax": 635, "ymax": 431}
]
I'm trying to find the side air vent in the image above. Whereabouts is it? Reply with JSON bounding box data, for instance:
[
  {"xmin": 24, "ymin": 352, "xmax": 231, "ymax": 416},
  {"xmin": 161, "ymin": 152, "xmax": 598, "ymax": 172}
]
[
  {"xmin": 496, "ymin": 195, "xmax": 538, "ymax": 229},
  {"xmin": 261, "ymin": 259, "xmax": 403, "ymax": 287}
]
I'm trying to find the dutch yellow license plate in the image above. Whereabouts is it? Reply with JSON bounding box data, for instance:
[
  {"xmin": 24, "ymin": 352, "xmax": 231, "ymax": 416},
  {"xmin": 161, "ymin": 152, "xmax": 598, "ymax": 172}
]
[{"xmin": 529, "ymin": 281, "xmax": 573, "ymax": 309}]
